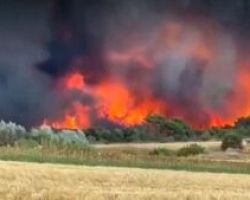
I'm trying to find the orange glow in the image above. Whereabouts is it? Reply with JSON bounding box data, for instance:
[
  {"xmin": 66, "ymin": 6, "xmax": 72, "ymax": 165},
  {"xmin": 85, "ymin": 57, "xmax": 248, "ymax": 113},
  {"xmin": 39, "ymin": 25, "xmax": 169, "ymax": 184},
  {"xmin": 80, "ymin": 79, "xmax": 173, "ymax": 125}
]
[
  {"xmin": 95, "ymin": 80, "xmax": 165, "ymax": 126},
  {"xmin": 46, "ymin": 75, "xmax": 165, "ymax": 129},
  {"xmin": 206, "ymin": 113, "xmax": 234, "ymax": 128},
  {"xmin": 65, "ymin": 72, "xmax": 85, "ymax": 91},
  {"xmin": 42, "ymin": 20, "xmax": 250, "ymax": 130},
  {"xmin": 229, "ymin": 62, "xmax": 250, "ymax": 119},
  {"xmin": 44, "ymin": 102, "xmax": 90, "ymax": 130},
  {"xmin": 108, "ymin": 48, "xmax": 153, "ymax": 69},
  {"xmin": 200, "ymin": 61, "xmax": 250, "ymax": 128}
]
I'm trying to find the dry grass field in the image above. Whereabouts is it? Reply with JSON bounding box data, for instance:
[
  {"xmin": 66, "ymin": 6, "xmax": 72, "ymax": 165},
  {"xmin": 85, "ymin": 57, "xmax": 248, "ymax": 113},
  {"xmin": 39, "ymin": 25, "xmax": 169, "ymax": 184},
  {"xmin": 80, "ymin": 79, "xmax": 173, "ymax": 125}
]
[
  {"xmin": 1, "ymin": 161, "xmax": 250, "ymax": 200},
  {"xmin": 95, "ymin": 141, "xmax": 221, "ymax": 151}
]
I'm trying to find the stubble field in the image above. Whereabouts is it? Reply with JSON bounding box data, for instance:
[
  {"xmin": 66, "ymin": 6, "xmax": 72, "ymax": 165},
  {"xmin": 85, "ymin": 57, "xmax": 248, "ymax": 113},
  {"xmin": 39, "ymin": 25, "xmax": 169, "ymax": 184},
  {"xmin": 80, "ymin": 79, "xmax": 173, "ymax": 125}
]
[{"xmin": 1, "ymin": 161, "xmax": 250, "ymax": 200}]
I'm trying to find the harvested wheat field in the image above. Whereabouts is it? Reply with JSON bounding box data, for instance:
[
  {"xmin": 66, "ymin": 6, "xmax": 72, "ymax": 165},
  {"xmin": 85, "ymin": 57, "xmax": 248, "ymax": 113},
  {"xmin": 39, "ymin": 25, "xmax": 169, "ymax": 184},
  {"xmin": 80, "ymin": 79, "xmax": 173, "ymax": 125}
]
[{"xmin": 0, "ymin": 161, "xmax": 250, "ymax": 200}]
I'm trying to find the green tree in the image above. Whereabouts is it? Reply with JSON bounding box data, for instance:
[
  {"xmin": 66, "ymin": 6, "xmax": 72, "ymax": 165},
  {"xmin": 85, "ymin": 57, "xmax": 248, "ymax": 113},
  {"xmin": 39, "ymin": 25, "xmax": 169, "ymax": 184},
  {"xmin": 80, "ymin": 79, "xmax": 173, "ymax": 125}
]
[
  {"xmin": 145, "ymin": 115, "xmax": 194, "ymax": 141},
  {"xmin": 221, "ymin": 131, "xmax": 243, "ymax": 151},
  {"xmin": 145, "ymin": 115, "xmax": 172, "ymax": 135}
]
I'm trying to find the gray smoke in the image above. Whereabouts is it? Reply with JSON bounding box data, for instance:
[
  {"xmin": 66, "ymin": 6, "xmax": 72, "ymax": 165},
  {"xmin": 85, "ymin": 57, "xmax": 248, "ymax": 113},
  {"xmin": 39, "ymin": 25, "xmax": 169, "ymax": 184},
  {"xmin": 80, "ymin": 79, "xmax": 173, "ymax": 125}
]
[{"xmin": 0, "ymin": 0, "xmax": 249, "ymax": 128}]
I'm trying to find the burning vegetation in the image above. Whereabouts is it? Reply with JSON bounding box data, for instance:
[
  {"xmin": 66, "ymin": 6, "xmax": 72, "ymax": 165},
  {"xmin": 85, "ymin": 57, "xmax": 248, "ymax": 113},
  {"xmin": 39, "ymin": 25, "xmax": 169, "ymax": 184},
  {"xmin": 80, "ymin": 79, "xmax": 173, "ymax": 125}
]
[
  {"xmin": 0, "ymin": 0, "xmax": 250, "ymax": 130},
  {"xmin": 41, "ymin": 0, "xmax": 250, "ymax": 130}
]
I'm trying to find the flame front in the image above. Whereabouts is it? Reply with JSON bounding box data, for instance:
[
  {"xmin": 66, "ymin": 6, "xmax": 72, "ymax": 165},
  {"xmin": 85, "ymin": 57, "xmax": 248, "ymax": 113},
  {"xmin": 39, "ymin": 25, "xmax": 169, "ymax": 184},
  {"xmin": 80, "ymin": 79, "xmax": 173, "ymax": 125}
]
[
  {"xmin": 95, "ymin": 81, "xmax": 165, "ymax": 126},
  {"xmin": 43, "ymin": 21, "xmax": 250, "ymax": 130},
  {"xmin": 45, "ymin": 73, "xmax": 165, "ymax": 129}
]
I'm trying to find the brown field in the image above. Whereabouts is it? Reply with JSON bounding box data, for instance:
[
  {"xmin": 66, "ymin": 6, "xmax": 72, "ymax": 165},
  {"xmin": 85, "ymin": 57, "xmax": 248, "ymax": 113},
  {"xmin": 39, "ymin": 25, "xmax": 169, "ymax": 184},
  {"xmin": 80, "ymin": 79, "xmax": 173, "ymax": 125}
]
[{"xmin": 1, "ymin": 161, "xmax": 250, "ymax": 200}]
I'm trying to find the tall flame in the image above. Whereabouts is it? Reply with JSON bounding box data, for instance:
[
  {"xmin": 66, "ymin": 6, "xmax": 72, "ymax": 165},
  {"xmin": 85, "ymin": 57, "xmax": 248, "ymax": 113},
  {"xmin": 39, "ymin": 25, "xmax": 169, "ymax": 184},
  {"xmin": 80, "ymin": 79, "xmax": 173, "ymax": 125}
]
[{"xmin": 43, "ymin": 21, "xmax": 250, "ymax": 130}]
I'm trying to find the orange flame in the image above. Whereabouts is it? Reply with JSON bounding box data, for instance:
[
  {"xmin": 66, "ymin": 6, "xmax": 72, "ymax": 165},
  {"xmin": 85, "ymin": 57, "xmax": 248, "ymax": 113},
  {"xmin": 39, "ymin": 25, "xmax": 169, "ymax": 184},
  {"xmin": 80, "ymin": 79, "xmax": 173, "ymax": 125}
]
[
  {"xmin": 43, "ymin": 21, "xmax": 250, "ymax": 130},
  {"xmin": 64, "ymin": 72, "xmax": 85, "ymax": 91},
  {"xmin": 44, "ymin": 102, "xmax": 91, "ymax": 130},
  {"xmin": 95, "ymin": 80, "xmax": 165, "ymax": 126}
]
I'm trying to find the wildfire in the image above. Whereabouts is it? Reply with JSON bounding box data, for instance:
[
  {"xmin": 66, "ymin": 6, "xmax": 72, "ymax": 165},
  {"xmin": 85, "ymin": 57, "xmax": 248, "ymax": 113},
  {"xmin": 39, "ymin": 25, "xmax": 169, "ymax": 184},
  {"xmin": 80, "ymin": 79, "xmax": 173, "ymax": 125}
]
[
  {"xmin": 44, "ymin": 71, "xmax": 166, "ymax": 129},
  {"xmin": 64, "ymin": 72, "xmax": 85, "ymax": 91},
  {"xmin": 95, "ymin": 80, "xmax": 165, "ymax": 126},
  {"xmin": 44, "ymin": 102, "xmax": 91, "ymax": 130},
  {"xmin": 43, "ymin": 21, "xmax": 250, "ymax": 130}
]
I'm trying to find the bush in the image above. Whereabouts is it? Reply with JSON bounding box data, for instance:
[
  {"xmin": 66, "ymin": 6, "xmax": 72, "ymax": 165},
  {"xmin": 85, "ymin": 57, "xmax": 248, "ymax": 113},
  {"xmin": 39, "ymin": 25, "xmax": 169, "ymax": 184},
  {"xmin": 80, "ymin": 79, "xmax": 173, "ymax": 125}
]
[
  {"xmin": 150, "ymin": 148, "xmax": 175, "ymax": 156},
  {"xmin": 221, "ymin": 132, "xmax": 243, "ymax": 151},
  {"xmin": 166, "ymin": 119, "xmax": 193, "ymax": 141},
  {"xmin": 145, "ymin": 115, "xmax": 170, "ymax": 134},
  {"xmin": 0, "ymin": 121, "xmax": 27, "ymax": 146},
  {"xmin": 235, "ymin": 116, "xmax": 250, "ymax": 129},
  {"xmin": 85, "ymin": 128, "xmax": 114, "ymax": 143},
  {"xmin": 29, "ymin": 126, "xmax": 58, "ymax": 144},
  {"xmin": 123, "ymin": 127, "xmax": 151, "ymax": 142},
  {"xmin": 29, "ymin": 127, "xmax": 89, "ymax": 150},
  {"xmin": 177, "ymin": 144, "xmax": 205, "ymax": 157},
  {"xmin": 85, "ymin": 126, "xmax": 157, "ymax": 143},
  {"xmin": 56, "ymin": 129, "xmax": 89, "ymax": 149},
  {"xmin": 207, "ymin": 127, "xmax": 227, "ymax": 139},
  {"xmin": 145, "ymin": 115, "xmax": 195, "ymax": 141},
  {"xmin": 16, "ymin": 139, "xmax": 39, "ymax": 149},
  {"xmin": 200, "ymin": 131, "xmax": 212, "ymax": 141}
]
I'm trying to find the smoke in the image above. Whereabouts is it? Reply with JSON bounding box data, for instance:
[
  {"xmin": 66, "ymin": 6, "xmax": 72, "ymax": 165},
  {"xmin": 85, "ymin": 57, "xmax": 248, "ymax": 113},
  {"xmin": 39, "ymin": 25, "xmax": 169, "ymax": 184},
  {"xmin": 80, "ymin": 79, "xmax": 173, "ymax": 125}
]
[{"xmin": 0, "ymin": 0, "xmax": 249, "ymax": 128}]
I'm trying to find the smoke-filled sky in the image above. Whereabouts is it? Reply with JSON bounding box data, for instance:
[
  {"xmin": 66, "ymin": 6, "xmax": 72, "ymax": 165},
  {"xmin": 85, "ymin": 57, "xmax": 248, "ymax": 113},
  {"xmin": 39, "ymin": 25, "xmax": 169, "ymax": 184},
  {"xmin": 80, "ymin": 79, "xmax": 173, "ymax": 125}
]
[{"xmin": 0, "ymin": 0, "xmax": 249, "ymax": 129}]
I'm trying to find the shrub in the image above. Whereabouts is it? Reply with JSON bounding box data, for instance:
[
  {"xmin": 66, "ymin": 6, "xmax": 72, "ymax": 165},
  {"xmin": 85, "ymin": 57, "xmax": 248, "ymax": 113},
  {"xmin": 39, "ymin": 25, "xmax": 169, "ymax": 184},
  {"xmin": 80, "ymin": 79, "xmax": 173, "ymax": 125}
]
[
  {"xmin": 235, "ymin": 127, "xmax": 250, "ymax": 137},
  {"xmin": 29, "ymin": 127, "xmax": 89, "ymax": 150},
  {"xmin": 123, "ymin": 127, "xmax": 147, "ymax": 142},
  {"xmin": 85, "ymin": 126, "xmax": 157, "ymax": 143},
  {"xmin": 235, "ymin": 116, "xmax": 250, "ymax": 129},
  {"xmin": 145, "ymin": 115, "xmax": 169, "ymax": 134},
  {"xmin": 16, "ymin": 139, "xmax": 39, "ymax": 149},
  {"xmin": 0, "ymin": 121, "xmax": 27, "ymax": 146},
  {"xmin": 177, "ymin": 144, "xmax": 205, "ymax": 157},
  {"xmin": 221, "ymin": 132, "xmax": 243, "ymax": 151},
  {"xmin": 56, "ymin": 129, "xmax": 89, "ymax": 149},
  {"xmin": 85, "ymin": 128, "xmax": 114, "ymax": 143},
  {"xmin": 166, "ymin": 119, "xmax": 193, "ymax": 141},
  {"xmin": 200, "ymin": 131, "xmax": 212, "ymax": 141},
  {"xmin": 207, "ymin": 127, "xmax": 227, "ymax": 139},
  {"xmin": 150, "ymin": 148, "xmax": 175, "ymax": 156},
  {"xmin": 145, "ymin": 115, "xmax": 195, "ymax": 141},
  {"xmin": 29, "ymin": 126, "xmax": 57, "ymax": 144}
]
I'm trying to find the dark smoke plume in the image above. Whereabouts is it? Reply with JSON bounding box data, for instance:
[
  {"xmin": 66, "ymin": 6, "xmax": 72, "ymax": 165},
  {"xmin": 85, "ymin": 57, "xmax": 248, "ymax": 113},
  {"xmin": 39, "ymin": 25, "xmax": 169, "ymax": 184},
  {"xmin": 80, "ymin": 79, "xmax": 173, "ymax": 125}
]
[{"xmin": 0, "ymin": 0, "xmax": 249, "ymax": 128}]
